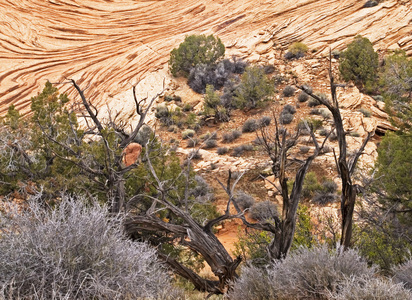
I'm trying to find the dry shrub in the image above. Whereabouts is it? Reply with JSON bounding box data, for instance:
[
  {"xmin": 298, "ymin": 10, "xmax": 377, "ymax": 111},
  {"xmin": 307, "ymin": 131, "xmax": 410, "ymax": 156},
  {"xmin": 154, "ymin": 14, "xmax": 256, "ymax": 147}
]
[
  {"xmin": 330, "ymin": 275, "xmax": 412, "ymax": 300},
  {"xmin": 393, "ymin": 258, "xmax": 412, "ymax": 290},
  {"xmin": 0, "ymin": 196, "xmax": 177, "ymax": 300},
  {"xmin": 229, "ymin": 245, "xmax": 375, "ymax": 300}
]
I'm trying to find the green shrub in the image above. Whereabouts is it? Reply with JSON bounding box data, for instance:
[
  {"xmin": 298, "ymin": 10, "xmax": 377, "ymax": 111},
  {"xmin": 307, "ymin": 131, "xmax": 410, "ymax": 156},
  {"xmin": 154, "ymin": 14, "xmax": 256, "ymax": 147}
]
[
  {"xmin": 155, "ymin": 105, "xmax": 170, "ymax": 119},
  {"xmin": 169, "ymin": 34, "xmax": 225, "ymax": 77},
  {"xmin": 203, "ymin": 84, "xmax": 230, "ymax": 122},
  {"xmin": 234, "ymin": 65, "xmax": 274, "ymax": 109},
  {"xmin": 284, "ymin": 42, "xmax": 309, "ymax": 60},
  {"xmin": 354, "ymin": 224, "xmax": 411, "ymax": 273},
  {"xmin": 298, "ymin": 118, "xmax": 323, "ymax": 131},
  {"xmin": 233, "ymin": 229, "xmax": 273, "ymax": 268},
  {"xmin": 358, "ymin": 108, "xmax": 372, "ymax": 117},
  {"xmin": 339, "ymin": 35, "xmax": 378, "ymax": 91},
  {"xmin": 292, "ymin": 204, "xmax": 315, "ymax": 250},
  {"xmin": 182, "ymin": 129, "xmax": 195, "ymax": 139},
  {"xmin": 302, "ymin": 172, "xmax": 323, "ymax": 198},
  {"xmin": 182, "ymin": 103, "xmax": 192, "ymax": 112},
  {"xmin": 200, "ymin": 132, "xmax": 217, "ymax": 141}
]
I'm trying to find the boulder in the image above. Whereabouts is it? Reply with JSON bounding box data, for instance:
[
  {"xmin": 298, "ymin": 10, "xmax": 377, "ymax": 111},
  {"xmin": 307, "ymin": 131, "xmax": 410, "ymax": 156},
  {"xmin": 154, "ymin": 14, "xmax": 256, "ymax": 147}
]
[{"xmin": 123, "ymin": 143, "xmax": 142, "ymax": 167}]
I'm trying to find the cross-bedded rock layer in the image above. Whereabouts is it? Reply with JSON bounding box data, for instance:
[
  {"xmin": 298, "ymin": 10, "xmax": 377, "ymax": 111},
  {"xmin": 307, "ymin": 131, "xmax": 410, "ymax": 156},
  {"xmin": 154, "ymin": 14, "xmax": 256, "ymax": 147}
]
[{"xmin": 1, "ymin": 0, "xmax": 411, "ymax": 115}]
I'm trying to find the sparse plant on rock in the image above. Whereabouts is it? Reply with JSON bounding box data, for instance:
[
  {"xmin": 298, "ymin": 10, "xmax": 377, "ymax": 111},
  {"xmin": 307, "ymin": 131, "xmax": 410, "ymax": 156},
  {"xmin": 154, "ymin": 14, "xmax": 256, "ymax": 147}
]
[
  {"xmin": 182, "ymin": 129, "xmax": 195, "ymax": 139},
  {"xmin": 283, "ymin": 85, "xmax": 296, "ymax": 97},
  {"xmin": 242, "ymin": 118, "xmax": 259, "ymax": 133},
  {"xmin": 298, "ymin": 91, "xmax": 309, "ymax": 102},
  {"xmin": 217, "ymin": 147, "xmax": 228, "ymax": 155},
  {"xmin": 284, "ymin": 42, "xmax": 309, "ymax": 60},
  {"xmin": 280, "ymin": 112, "xmax": 294, "ymax": 124}
]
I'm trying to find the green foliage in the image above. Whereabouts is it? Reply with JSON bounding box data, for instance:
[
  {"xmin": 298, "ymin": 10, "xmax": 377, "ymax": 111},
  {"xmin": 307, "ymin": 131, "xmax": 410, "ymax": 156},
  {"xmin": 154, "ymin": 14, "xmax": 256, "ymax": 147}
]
[
  {"xmin": 339, "ymin": 35, "xmax": 378, "ymax": 92},
  {"xmin": 298, "ymin": 118, "xmax": 323, "ymax": 132},
  {"xmin": 354, "ymin": 224, "xmax": 412, "ymax": 272},
  {"xmin": 301, "ymin": 172, "xmax": 323, "ymax": 198},
  {"xmin": 0, "ymin": 82, "xmax": 92, "ymax": 199},
  {"xmin": 375, "ymin": 132, "xmax": 412, "ymax": 217},
  {"xmin": 292, "ymin": 204, "xmax": 314, "ymax": 250},
  {"xmin": 169, "ymin": 34, "xmax": 225, "ymax": 77},
  {"xmin": 203, "ymin": 84, "xmax": 230, "ymax": 122},
  {"xmin": 356, "ymin": 131, "xmax": 412, "ymax": 272},
  {"xmin": 289, "ymin": 42, "xmax": 308, "ymax": 56},
  {"xmin": 380, "ymin": 51, "xmax": 412, "ymax": 131},
  {"xmin": 234, "ymin": 228, "xmax": 273, "ymax": 267},
  {"xmin": 380, "ymin": 51, "xmax": 412, "ymax": 100},
  {"xmin": 4, "ymin": 105, "xmax": 20, "ymax": 129},
  {"xmin": 285, "ymin": 42, "xmax": 309, "ymax": 60},
  {"xmin": 182, "ymin": 129, "xmax": 195, "ymax": 139},
  {"xmin": 156, "ymin": 104, "xmax": 201, "ymax": 129},
  {"xmin": 234, "ymin": 65, "xmax": 274, "ymax": 109},
  {"xmin": 358, "ymin": 107, "xmax": 372, "ymax": 117}
]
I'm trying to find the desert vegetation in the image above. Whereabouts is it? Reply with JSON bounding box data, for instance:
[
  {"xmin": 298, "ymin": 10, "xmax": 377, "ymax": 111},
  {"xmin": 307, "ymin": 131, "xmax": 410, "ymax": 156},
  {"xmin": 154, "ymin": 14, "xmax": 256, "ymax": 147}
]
[{"xmin": 0, "ymin": 31, "xmax": 412, "ymax": 299}]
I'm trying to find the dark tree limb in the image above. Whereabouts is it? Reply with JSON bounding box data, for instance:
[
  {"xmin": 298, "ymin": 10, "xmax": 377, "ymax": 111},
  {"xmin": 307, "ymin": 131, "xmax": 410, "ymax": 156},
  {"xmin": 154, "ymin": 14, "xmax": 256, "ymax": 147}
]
[{"xmin": 296, "ymin": 49, "xmax": 376, "ymax": 249}]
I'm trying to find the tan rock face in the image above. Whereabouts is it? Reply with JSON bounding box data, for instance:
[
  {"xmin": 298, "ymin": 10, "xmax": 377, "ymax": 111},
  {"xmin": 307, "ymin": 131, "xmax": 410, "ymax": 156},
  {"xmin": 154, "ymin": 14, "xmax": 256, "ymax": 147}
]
[
  {"xmin": 123, "ymin": 143, "xmax": 142, "ymax": 167},
  {"xmin": 1, "ymin": 0, "xmax": 412, "ymax": 116}
]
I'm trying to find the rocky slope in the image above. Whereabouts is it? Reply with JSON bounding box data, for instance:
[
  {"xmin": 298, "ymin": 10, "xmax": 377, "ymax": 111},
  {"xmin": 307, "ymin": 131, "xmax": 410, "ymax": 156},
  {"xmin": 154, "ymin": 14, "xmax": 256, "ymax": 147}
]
[{"xmin": 1, "ymin": 0, "xmax": 411, "ymax": 116}]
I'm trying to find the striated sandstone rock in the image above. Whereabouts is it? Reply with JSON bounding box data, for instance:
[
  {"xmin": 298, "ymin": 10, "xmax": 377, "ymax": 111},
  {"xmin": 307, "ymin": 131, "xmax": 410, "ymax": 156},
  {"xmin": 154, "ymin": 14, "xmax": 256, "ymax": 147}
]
[{"xmin": 1, "ymin": 0, "xmax": 412, "ymax": 117}]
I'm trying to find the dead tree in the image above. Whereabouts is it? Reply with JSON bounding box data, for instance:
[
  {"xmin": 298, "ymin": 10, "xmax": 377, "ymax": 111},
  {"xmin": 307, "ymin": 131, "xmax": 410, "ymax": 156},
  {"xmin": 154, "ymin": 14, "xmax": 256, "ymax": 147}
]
[
  {"xmin": 125, "ymin": 148, "xmax": 246, "ymax": 295},
  {"xmin": 256, "ymin": 115, "xmax": 329, "ymax": 259},
  {"xmin": 296, "ymin": 52, "xmax": 374, "ymax": 249}
]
